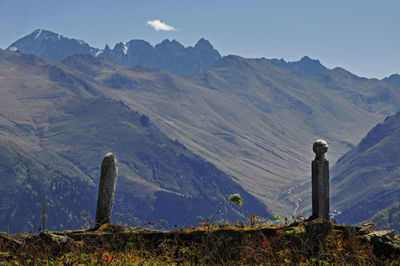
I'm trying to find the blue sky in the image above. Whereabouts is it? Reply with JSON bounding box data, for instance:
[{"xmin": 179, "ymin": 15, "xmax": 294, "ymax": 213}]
[{"xmin": 0, "ymin": 0, "xmax": 399, "ymax": 78}]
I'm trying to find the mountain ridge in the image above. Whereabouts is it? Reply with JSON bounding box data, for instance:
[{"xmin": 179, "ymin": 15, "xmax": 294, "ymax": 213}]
[
  {"xmin": 269, "ymin": 56, "xmax": 329, "ymax": 77},
  {"xmin": 7, "ymin": 29, "xmax": 221, "ymax": 75}
]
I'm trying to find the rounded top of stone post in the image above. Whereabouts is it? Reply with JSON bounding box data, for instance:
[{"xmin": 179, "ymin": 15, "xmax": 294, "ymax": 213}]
[
  {"xmin": 313, "ymin": 139, "xmax": 328, "ymax": 156},
  {"xmin": 103, "ymin": 152, "xmax": 118, "ymax": 167}
]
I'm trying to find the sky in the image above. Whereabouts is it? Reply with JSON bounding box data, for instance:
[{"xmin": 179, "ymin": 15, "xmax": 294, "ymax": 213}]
[{"xmin": 0, "ymin": 0, "xmax": 399, "ymax": 78}]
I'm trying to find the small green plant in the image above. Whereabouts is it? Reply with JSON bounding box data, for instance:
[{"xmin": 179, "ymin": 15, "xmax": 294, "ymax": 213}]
[
  {"xmin": 228, "ymin": 194, "xmax": 243, "ymax": 206},
  {"xmin": 285, "ymin": 229, "xmax": 294, "ymax": 235},
  {"xmin": 272, "ymin": 215, "xmax": 281, "ymax": 221},
  {"xmin": 179, "ymin": 248, "xmax": 187, "ymax": 254},
  {"xmin": 207, "ymin": 193, "xmax": 243, "ymax": 228}
]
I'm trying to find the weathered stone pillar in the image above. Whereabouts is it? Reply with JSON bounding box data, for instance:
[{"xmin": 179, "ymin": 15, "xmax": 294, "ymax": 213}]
[
  {"xmin": 312, "ymin": 140, "xmax": 330, "ymax": 220},
  {"xmin": 95, "ymin": 152, "xmax": 118, "ymax": 228}
]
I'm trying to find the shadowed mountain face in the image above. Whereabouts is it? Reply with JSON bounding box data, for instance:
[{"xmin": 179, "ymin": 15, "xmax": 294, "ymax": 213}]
[
  {"xmin": 0, "ymin": 49, "xmax": 268, "ymax": 232},
  {"xmin": 7, "ymin": 29, "xmax": 221, "ymax": 75},
  {"xmin": 330, "ymin": 111, "xmax": 400, "ymax": 227},
  {"xmin": 0, "ymin": 139, "xmax": 96, "ymax": 233}
]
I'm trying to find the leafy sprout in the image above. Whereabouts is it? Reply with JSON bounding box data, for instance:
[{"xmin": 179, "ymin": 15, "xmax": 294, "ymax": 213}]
[
  {"xmin": 272, "ymin": 215, "xmax": 281, "ymax": 221},
  {"xmin": 228, "ymin": 194, "xmax": 243, "ymax": 206}
]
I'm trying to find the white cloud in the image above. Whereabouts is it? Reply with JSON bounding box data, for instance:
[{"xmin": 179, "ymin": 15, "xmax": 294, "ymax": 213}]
[{"xmin": 146, "ymin": 19, "xmax": 177, "ymax": 31}]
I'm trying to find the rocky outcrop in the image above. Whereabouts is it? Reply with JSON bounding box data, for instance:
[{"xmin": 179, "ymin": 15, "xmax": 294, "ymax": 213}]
[{"xmin": 359, "ymin": 227, "xmax": 400, "ymax": 257}]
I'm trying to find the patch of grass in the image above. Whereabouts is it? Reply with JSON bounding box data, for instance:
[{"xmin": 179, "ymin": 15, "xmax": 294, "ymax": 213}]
[{"xmin": 1, "ymin": 219, "xmax": 398, "ymax": 265}]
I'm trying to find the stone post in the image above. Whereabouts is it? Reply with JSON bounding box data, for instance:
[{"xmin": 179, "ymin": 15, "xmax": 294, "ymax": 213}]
[
  {"xmin": 95, "ymin": 152, "xmax": 118, "ymax": 228},
  {"xmin": 312, "ymin": 140, "xmax": 330, "ymax": 220}
]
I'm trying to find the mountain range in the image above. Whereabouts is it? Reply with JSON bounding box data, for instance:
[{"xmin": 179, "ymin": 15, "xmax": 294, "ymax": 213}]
[
  {"xmin": 2, "ymin": 29, "xmax": 400, "ymax": 232},
  {"xmin": 0, "ymin": 48, "xmax": 267, "ymax": 232},
  {"xmin": 7, "ymin": 29, "xmax": 221, "ymax": 75}
]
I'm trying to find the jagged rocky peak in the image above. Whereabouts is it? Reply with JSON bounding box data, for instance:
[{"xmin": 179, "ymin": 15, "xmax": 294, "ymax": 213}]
[
  {"xmin": 7, "ymin": 29, "xmax": 99, "ymax": 61},
  {"xmin": 9, "ymin": 29, "xmax": 88, "ymax": 48},
  {"xmin": 97, "ymin": 44, "xmax": 112, "ymax": 57},
  {"xmin": 155, "ymin": 39, "xmax": 185, "ymax": 50},
  {"xmin": 298, "ymin": 55, "xmax": 324, "ymax": 66},
  {"xmin": 194, "ymin": 38, "xmax": 213, "ymax": 49},
  {"xmin": 6, "ymin": 29, "xmax": 57, "ymax": 52},
  {"xmin": 113, "ymin": 42, "xmax": 129, "ymax": 55},
  {"xmin": 193, "ymin": 38, "xmax": 221, "ymax": 60},
  {"xmin": 31, "ymin": 29, "xmax": 62, "ymax": 41},
  {"xmin": 103, "ymin": 37, "xmax": 221, "ymax": 74},
  {"xmin": 127, "ymin": 39, "xmax": 153, "ymax": 49}
]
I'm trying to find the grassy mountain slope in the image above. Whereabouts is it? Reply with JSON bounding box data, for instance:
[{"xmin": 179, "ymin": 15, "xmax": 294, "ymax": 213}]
[
  {"xmin": 0, "ymin": 49, "xmax": 268, "ymax": 232},
  {"xmin": 366, "ymin": 202, "xmax": 400, "ymax": 233},
  {"xmin": 4, "ymin": 45, "xmax": 399, "ymax": 230},
  {"xmin": 330, "ymin": 111, "xmax": 400, "ymax": 226},
  {"xmin": 313, "ymin": 67, "xmax": 400, "ymax": 116},
  {"xmin": 63, "ymin": 54, "xmax": 382, "ymax": 217},
  {"xmin": 185, "ymin": 55, "xmax": 382, "ymax": 213},
  {"xmin": 262, "ymin": 58, "xmax": 400, "ymax": 219},
  {"xmin": 0, "ymin": 139, "xmax": 96, "ymax": 232}
]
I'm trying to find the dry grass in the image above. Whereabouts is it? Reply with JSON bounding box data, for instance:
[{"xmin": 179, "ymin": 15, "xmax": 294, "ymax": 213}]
[{"xmin": 0, "ymin": 219, "xmax": 399, "ymax": 265}]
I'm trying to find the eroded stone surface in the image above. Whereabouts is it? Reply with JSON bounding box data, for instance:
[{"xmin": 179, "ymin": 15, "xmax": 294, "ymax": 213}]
[
  {"xmin": 95, "ymin": 152, "xmax": 119, "ymax": 228},
  {"xmin": 313, "ymin": 139, "xmax": 328, "ymax": 159},
  {"xmin": 359, "ymin": 223, "xmax": 377, "ymax": 236}
]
